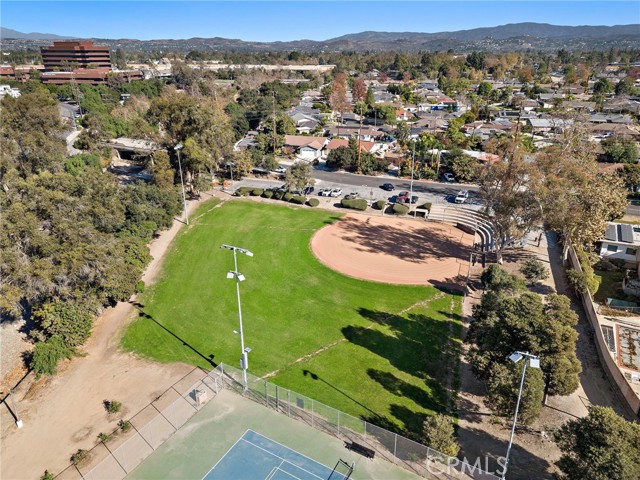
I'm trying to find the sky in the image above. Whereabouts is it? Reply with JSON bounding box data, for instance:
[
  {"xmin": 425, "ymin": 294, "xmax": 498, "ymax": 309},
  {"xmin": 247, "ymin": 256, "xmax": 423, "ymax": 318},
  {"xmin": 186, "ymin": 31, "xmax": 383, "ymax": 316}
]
[{"xmin": 3, "ymin": 1, "xmax": 639, "ymax": 41}]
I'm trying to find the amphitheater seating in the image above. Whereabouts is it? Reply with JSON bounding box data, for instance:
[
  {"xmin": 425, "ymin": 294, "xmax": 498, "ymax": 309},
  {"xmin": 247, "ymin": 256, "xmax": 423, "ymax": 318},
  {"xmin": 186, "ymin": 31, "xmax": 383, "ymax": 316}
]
[{"xmin": 425, "ymin": 205, "xmax": 494, "ymax": 253}]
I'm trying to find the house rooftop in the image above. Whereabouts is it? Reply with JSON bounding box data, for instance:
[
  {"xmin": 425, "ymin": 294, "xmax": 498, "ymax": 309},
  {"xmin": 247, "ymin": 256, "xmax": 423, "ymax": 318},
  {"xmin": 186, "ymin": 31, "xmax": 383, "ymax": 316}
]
[{"xmin": 604, "ymin": 222, "xmax": 640, "ymax": 245}]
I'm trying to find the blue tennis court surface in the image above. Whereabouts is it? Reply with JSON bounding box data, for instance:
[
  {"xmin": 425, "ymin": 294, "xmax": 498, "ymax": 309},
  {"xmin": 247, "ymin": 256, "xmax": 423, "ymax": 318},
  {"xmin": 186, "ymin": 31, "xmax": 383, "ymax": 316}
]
[{"xmin": 203, "ymin": 430, "xmax": 349, "ymax": 480}]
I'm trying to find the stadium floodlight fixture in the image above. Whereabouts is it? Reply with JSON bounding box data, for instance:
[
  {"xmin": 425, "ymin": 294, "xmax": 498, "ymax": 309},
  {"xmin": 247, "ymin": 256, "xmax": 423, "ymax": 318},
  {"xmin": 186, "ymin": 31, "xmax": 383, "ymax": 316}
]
[
  {"xmin": 221, "ymin": 244, "xmax": 254, "ymax": 392},
  {"xmin": 502, "ymin": 352, "xmax": 540, "ymax": 480}
]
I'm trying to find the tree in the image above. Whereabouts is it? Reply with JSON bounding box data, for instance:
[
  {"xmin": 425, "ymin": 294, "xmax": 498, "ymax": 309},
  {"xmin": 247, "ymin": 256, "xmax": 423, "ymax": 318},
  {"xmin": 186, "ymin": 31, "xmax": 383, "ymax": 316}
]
[
  {"xmin": 554, "ymin": 406, "xmax": 640, "ymax": 480},
  {"xmin": 477, "ymin": 81, "xmax": 493, "ymax": 98},
  {"xmin": 423, "ymin": 414, "xmax": 460, "ymax": 457},
  {"xmin": 1, "ymin": 91, "xmax": 67, "ymax": 177},
  {"xmin": 285, "ymin": 161, "xmax": 313, "ymax": 192},
  {"xmin": 519, "ymin": 258, "xmax": 549, "ymax": 284},
  {"xmin": 592, "ymin": 78, "xmax": 613, "ymax": 95},
  {"xmin": 448, "ymin": 151, "xmax": 479, "ymax": 183},
  {"xmin": 150, "ymin": 151, "xmax": 175, "ymax": 190},
  {"xmin": 395, "ymin": 122, "xmax": 410, "ymax": 146},
  {"xmin": 617, "ymin": 163, "xmax": 640, "ymax": 191},
  {"xmin": 33, "ymin": 300, "xmax": 96, "ymax": 347},
  {"xmin": 352, "ymin": 78, "xmax": 366, "ymax": 103},
  {"xmin": 469, "ymin": 267, "xmax": 581, "ymax": 412},
  {"xmin": 326, "ymin": 146, "xmax": 355, "ymax": 171},
  {"xmin": 329, "ymin": 72, "xmax": 351, "ymax": 120},
  {"xmin": 602, "ymin": 136, "xmax": 639, "ymax": 164},
  {"xmin": 486, "ymin": 361, "xmax": 544, "ymax": 425},
  {"xmin": 615, "ymin": 77, "xmax": 638, "ymax": 96},
  {"xmin": 365, "ymin": 85, "xmax": 375, "ymax": 106},
  {"xmin": 478, "ymin": 142, "xmax": 541, "ymax": 264}
]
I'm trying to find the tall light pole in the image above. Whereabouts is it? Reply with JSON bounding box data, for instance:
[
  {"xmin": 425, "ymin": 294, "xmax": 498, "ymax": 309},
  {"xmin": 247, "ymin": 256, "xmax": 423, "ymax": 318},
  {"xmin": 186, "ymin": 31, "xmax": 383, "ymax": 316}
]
[
  {"xmin": 174, "ymin": 143, "xmax": 189, "ymax": 225},
  {"xmin": 409, "ymin": 140, "xmax": 416, "ymax": 212},
  {"xmin": 221, "ymin": 244, "xmax": 254, "ymax": 391},
  {"xmin": 502, "ymin": 351, "xmax": 540, "ymax": 479},
  {"xmin": 8, "ymin": 389, "xmax": 23, "ymax": 429}
]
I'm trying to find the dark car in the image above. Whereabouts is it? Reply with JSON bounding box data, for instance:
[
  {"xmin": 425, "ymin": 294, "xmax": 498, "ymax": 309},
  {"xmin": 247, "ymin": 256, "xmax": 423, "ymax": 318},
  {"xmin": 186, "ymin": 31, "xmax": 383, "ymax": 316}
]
[
  {"xmin": 381, "ymin": 183, "xmax": 394, "ymax": 191},
  {"xmin": 303, "ymin": 186, "xmax": 314, "ymax": 195},
  {"xmin": 396, "ymin": 191, "xmax": 419, "ymax": 204}
]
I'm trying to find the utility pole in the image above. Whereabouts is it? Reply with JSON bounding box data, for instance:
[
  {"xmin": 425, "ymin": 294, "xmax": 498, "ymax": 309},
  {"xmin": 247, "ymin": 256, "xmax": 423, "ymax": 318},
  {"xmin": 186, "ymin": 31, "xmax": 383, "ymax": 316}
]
[
  {"xmin": 357, "ymin": 103, "xmax": 363, "ymax": 174},
  {"xmin": 272, "ymin": 92, "xmax": 277, "ymax": 158}
]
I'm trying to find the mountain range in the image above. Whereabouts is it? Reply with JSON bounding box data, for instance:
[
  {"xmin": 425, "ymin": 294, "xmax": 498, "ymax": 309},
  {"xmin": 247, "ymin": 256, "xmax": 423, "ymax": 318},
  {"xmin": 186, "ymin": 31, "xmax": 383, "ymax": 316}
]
[{"xmin": 1, "ymin": 23, "xmax": 639, "ymax": 52}]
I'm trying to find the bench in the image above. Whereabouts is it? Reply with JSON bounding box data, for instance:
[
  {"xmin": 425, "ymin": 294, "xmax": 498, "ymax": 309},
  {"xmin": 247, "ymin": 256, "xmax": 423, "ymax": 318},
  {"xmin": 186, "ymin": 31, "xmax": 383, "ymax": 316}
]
[{"xmin": 344, "ymin": 441, "xmax": 375, "ymax": 459}]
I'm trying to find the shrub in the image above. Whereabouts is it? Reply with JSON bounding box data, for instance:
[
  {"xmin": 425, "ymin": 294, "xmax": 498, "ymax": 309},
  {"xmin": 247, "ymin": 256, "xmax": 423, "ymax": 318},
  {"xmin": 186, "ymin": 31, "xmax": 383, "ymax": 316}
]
[
  {"xmin": 567, "ymin": 269, "xmax": 592, "ymax": 294},
  {"xmin": 519, "ymin": 258, "xmax": 550, "ymax": 284},
  {"xmin": 423, "ymin": 414, "xmax": 460, "ymax": 458},
  {"xmin": 31, "ymin": 336, "xmax": 76, "ymax": 376},
  {"xmin": 290, "ymin": 195, "xmax": 306, "ymax": 205},
  {"xmin": 71, "ymin": 449, "xmax": 89, "ymax": 465},
  {"xmin": 272, "ymin": 190, "xmax": 284, "ymax": 200},
  {"xmin": 481, "ymin": 264, "xmax": 524, "ymax": 292},
  {"xmin": 40, "ymin": 471, "xmax": 55, "ymax": 480},
  {"xmin": 233, "ymin": 187, "xmax": 252, "ymax": 196},
  {"xmin": 392, "ymin": 203, "xmax": 409, "ymax": 215},
  {"xmin": 251, "ymin": 188, "xmax": 264, "ymax": 196},
  {"xmin": 261, "ymin": 190, "xmax": 274, "ymax": 199},
  {"xmin": 283, "ymin": 192, "xmax": 293, "ymax": 202},
  {"xmin": 104, "ymin": 399, "xmax": 122, "ymax": 414},
  {"xmin": 340, "ymin": 198, "xmax": 368, "ymax": 211},
  {"xmin": 373, "ymin": 200, "xmax": 386, "ymax": 210},
  {"xmin": 418, "ymin": 202, "xmax": 432, "ymax": 211},
  {"xmin": 97, "ymin": 432, "xmax": 109, "ymax": 442},
  {"xmin": 135, "ymin": 280, "xmax": 145, "ymax": 293},
  {"xmin": 307, "ymin": 198, "xmax": 320, "ymax": 207},
  {"xmin": 33, "ymin": 300, "xmax": 94, "ymax": 347},
  {"xmin": 118, "ymin": 419, "xmax": 131, "ymax": 432}
]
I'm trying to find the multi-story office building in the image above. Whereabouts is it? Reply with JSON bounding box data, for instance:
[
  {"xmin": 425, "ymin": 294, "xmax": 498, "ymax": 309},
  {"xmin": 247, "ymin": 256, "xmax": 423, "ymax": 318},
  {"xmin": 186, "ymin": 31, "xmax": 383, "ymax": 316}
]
[{"xmin": 40, "ymin": 41, "xmax": 111, "ymax": 71}]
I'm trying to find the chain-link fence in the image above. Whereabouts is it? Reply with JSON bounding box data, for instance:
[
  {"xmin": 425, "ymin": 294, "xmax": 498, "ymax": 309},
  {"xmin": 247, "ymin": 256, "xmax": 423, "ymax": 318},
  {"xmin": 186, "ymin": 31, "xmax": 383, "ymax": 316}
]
[
  {"xmin": 213, "ymin": 363, "xmax": 500, "ymax": 480},
  {"xmin": 55, "ymin": 367, "xmax": 222, "ymax": 480}
]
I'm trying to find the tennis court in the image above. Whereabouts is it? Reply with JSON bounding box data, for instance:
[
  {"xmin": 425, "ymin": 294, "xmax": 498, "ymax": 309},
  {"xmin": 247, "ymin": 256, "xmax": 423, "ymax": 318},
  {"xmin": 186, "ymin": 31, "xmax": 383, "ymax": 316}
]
[{"xmin": 203, "ymin": 430, "xmax": 351, "ymax": 480}]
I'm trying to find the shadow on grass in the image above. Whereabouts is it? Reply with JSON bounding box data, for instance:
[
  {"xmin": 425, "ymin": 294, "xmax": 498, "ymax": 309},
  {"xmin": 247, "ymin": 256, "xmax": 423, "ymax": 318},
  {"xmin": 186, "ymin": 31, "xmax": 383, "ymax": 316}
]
[
  {"xmin": 131, "ymin": 302, "xmax": 216, "ymax": 367},
  {"xmin": 301, "ymin": 369, "xmax": 378, "ymax": 417},
  {"xmin": 339, "ymin": 307, "xmax": 460, "ymax": 436}
]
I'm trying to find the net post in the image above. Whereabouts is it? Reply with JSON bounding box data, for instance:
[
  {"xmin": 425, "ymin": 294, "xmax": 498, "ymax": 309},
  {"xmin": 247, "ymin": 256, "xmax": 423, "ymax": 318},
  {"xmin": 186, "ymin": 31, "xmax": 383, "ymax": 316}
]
[
  {"xmin": 287, "ymin": 389, "xmax": 291, "ymax": 417},
  {"xmin": 264, "ymin": 381, "xmax": 268, "ymax": 406}
]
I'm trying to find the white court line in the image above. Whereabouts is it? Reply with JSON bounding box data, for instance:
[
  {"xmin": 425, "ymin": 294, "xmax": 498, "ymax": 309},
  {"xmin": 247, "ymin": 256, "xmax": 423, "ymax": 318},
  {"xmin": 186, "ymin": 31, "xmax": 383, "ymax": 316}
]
[
  {"xmin": 200, "ymin": 428, "xmax": 252, "ymax": 480},
  {"xmin": 270, "ymin": 466, "xmax": 303, "ymax": 480},
  {"xmin": 264, "ymin": 461, "xmax": 285, "ymax": 480},
  {"xmin": 245, "ymin": 429, "xmax": 338, "ymax": 475},
  {"xmin": 240, "ymin": 437, "xmax": 324, "ymax": 480}
]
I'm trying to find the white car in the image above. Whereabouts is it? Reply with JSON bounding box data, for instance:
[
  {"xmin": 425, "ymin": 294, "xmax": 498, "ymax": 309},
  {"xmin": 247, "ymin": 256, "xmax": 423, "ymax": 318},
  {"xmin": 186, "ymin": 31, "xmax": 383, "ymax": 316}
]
[
  {"xmin": 443, "ymin": 172, "xmax": 456, "ymax": 183},
  {"xmin": 274, "ymin": 166, "xmax": 287, "ymax": 173},
  {"xmin": 329, "ymin": 188, "xmax": 343, "ymax": 197},
  {"xmin": 455, "ymin": 190, "xmax": 469, "ymax": 204}
]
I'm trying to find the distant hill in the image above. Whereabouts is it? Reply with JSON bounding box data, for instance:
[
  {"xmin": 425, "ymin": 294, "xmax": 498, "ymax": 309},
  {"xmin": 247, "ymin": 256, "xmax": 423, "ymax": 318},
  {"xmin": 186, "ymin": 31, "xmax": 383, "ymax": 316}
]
[
  {"xmin": 0, "ymin": 26, "xmax": 75, "ymax": 40},
  {"xmin": 1, "ymin": 23, "xmax": 638, "ymax": 52}
]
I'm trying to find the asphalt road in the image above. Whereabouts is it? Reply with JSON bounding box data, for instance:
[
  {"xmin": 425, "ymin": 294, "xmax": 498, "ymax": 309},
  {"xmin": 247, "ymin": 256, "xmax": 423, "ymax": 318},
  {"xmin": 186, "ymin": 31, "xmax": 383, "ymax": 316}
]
[{"xmin": 626, "ymin": 203, "xmax": 640, "ymax": 217}]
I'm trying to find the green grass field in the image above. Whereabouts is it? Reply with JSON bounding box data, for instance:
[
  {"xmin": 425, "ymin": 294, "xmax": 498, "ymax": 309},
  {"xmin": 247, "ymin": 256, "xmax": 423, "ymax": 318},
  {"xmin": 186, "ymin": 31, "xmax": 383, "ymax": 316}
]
[{"xmin": 122, "ymin": 200, "xmax": 462, "ymax": 436}]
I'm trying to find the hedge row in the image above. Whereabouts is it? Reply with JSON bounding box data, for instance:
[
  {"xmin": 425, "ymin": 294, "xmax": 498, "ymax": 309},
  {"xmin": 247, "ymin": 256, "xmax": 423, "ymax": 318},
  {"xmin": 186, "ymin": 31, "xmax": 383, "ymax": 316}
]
[
  {"xmin": 373, "ymin": 200, "xmax": 386, "ymax": 210},
  {"xmin": 418, "ymin": 202, "xmax": 432, "ymax": 211},
  {"xmin": 341, "ymin": 198, "xmax": 368, "ymax": 211},
  {"xmin": 392, "ymin": 203, "xmax": 409, "ymax": 215}
]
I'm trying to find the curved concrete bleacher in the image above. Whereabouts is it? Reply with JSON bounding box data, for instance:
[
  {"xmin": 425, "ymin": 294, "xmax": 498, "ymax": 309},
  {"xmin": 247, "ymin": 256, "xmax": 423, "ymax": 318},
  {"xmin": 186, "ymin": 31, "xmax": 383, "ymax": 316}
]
[{"xmin": 426, "ymin": 205, "xmax": 495, "ymax": 252}]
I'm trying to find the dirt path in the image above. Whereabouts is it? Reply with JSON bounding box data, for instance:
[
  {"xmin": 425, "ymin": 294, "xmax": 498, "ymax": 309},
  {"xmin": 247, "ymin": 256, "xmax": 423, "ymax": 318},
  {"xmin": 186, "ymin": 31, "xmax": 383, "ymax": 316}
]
[
  {"xmin": 0, "ymin": 191, "xmax": 228, "ymax": 480},
  {"xmin": 455, "ymin": 229, "xmax": 630, "ymax": 479}
]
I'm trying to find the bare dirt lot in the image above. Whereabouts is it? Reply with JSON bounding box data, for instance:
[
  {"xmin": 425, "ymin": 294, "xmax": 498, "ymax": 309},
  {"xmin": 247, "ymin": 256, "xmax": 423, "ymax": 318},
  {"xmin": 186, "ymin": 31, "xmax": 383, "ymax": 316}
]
[{"xmin": 311, "ymin": 213, "xmax": 474, "ymax": 287}]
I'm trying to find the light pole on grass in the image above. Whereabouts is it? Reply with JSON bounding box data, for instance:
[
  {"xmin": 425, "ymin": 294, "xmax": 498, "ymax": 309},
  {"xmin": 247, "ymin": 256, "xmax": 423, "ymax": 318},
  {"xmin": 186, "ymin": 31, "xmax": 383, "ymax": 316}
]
[
  {"xmin": 221, "ymin": 244, "xmax": 254, "ymax": 392},
  {"xmin": 502, "ymin": 351, "xmax": 540, "ymax": 480},
  {"xmin": 174, "ymin": 143, "xmax": 189, "ymax": 225}
]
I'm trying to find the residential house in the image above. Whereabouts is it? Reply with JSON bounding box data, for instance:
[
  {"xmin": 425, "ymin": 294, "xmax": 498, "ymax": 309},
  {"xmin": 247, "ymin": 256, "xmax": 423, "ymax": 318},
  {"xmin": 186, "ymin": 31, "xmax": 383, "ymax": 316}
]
[
  {"xmin": 396, "ymin": 108, "xmax": 411, "ymax": 122},
  {"xmin": 283, "ymin": 135, "xmax": 327, "ymax": 160},
  {"xmin": 326, "ymin": 125, "xmax": 386, "ymax": 142},
  {"xmin": 599, "ymin": 222, "xmax": 640, "ymax": 267}
]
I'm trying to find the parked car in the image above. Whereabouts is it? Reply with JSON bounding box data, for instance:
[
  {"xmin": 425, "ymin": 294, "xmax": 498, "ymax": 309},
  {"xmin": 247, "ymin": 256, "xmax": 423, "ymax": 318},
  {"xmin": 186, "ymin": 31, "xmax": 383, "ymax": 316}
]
[
  {"xmin": 329, "ymin": 188, "xmax": 343, "ymax": 197},
  {"xmin": 396, "ymin": 191, "xmax": 419, "ymax": 204},
  {"xmin": 344, "ymin": 192, "xmax": 359, "ymax": 200},
  {"xmin": 443, "ymin": 172, "xmax": 456, "ymax": 183},
  {"xmin": 274, "ymin": 165, "xmax": 287, "ymax": 173},
  {"xmin": 455, "ymin": 190, "xmax": 469, "ymax": 204},
  {"xmin": 317, "ymin": 188, "xmax": 330, "ymax": 196},
  {"xmin": 381, "ymin": 183, "xmax": 394, "ymax": 191},
  {"xmin": 303, "ymin": 185, "xmax": 314, "ymax": 195}
]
